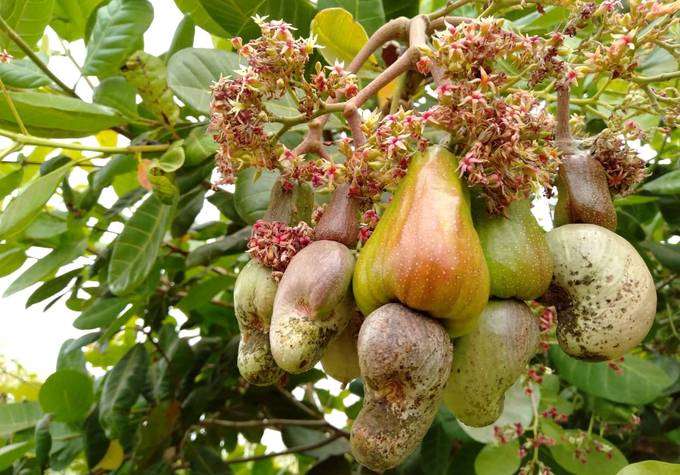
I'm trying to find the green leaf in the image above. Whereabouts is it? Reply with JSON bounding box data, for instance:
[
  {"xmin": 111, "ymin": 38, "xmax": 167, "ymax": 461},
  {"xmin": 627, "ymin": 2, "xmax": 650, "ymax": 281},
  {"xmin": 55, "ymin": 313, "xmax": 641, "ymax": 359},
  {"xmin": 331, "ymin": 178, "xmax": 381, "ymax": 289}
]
[
  {"xmin": 233, "ymin": 167, "xmax": 279, "ymax": 224},
  {"xmin": 93, "ymin": 154, "xmax": 137, "ymax": 190},
  {"xmin": 307, "ymin": 455, "xmax": 351, "ymax": 475},
  {"xmin": 640, "ymin": 241, "xmax": 680, "ymax": 272},
  {"xmin": 613, "ymin": 195, "xmax": 659, "ymax": 206},
  {"xmin": 39, "ymin": 369, "xmax": 94, "ymax": 423},
  {"xmin": 99, "ymin": 344, "xmax": 149, "ymax": 438},
  {"xmin": 34, "ymin": 413, "xmax": 53, "ymax": 469},
  {"xmin": 174, "ymin": 0, "xmax": 230, "ymax": 37},
  {"xmin": 166, "ymin": 13, "xmax": 195, "ymax": 62},
  {"xmin": 311, "ymin": 8, "xmax": 381, "ymax": 75},
  {"xmin": 171, "ymin": 187, "xmax": 205, "ymax": 238},
  {"xmin": 0, "ymin": 246, "xmax": 26, "ymax": 278},
  {"xmin": 0, "ymin": 401, "xmax": 43, "ymax": 435},
  {"xmin": 617, "ymin": 461, "xmax": 680, "ymax": 475},
  {"xmin": 317, "ymin": 0, "xmax": 385, "ymax": 36},
  {"xmin": 207, "ymin": 190, "xmax": 245, "ymax": 224},
  {"xmin": 92, "ymin": 77, "xmax": 139, "ymax": 118},
  {"xmin": 122, "ymin": 51, "xmax": 180, "ymax": 127},
  {"xmin": 383, "ymin": 0, "xmax": 418, "ymax": 20},
  {"xmin": 167, "ymin": 48, "xmax": 239, "ymax": 115},
  {"xmin": 0, "ymin": 164, "xmax": 72, "ymax": 240},
  {"xmin": 474, "ymin": 440, "xmax": 521, "ymax": 475},
  {"xmin": 57, "ymin": 338, "xmax": 88, "ymax": 373},
  {"xmin": 23, "ymin": 212, "xmax": 68, "ymax": 240},
  {"xmin": 155, "ymin": 146, "xmax": 186, "ymax": 172},
  {"xmin": 549, "ymin": 346, "xmax": 671, "ymax": 405},
  {"xmin": 48, "ymin": 421, "xmax": 83, "ymax": 470},
  {"xmin": 0, "ymin": 167, "xmax": 23, "ymax": 201},
  {"xmin": 73, "ymin": 297, "xmax": 131, "ymax": 330},
  {"xmin": 196, "ymin": 0, "xmax": 315, "ymax": 42},
  {"xmin": 82, "ymin": 0, "xmax": 154, "ymax": 76},
  {"xmin": 184, "ymin": 126, "xmax": 218, "ymax": 166},
  {"xmin": 185, "ymin": 226, "xmax": 251, "ymax": 267},
  {"xmin": 26, "ymin": 267, "xmax": 82, "ymax": 308},
  {"xmin": 421, "ymin": 414, "xmax": 453, "ymax": 475},
  {"xmin": 3, "ymin": 239, "xmax": 86, "ymax": 297},
  {"xmin": 644, "ymin": 169, "xmax": 680, "ymax": 195},
  {"xmin": 63, "ymin": 331, "xmax": 104, "ymax": 355},
  {"xmin": 0, "ymin": 91, "xmax": 125, "ymax": 137},
  {"xmin": 51, "ymin": 0, "xmax": 107, "ymax": 41},
  {"xmin": 177, "ymin": 274, "xmax": 234, "ymax": 312},
  {"xmin": 82, "ymin": 405, "xmax": 109, "ymax": 469},
  {"xmin": 0, "ymin": 54, "xmax": 51, "ymax": 88},
  {"xmin": 0, "ymin": 440, "xmax": 35, "ymax": 471},
  {"xmin": 188, "ymin": 445, "xmax": 234, "ymax": 475},
  {"xmin": 108, "ymin": 194, "xmax": 172, "ymax": 296},
  {"xmin": 541, "ymin": 419, "xmax": 627, "ymax": 475},
  {"xmin": 281, "ymin": 427, "xmax": 350, "ymax": 458},
  {"xmin": 0, "ymin": 0, "xmax": 56, "ymax": 58}
]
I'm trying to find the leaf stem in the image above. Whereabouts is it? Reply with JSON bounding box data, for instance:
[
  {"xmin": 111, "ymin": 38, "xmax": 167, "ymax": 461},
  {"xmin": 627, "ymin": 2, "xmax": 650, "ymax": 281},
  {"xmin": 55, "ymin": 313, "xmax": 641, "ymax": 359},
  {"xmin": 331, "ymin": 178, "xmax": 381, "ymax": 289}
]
[
  {"xmin": 0, "ymin": 16, "xmax": 78, "ymax": 98},
  {"xmin": 0, "ymin": 78, "xmax": 28, "ymax": 135}
]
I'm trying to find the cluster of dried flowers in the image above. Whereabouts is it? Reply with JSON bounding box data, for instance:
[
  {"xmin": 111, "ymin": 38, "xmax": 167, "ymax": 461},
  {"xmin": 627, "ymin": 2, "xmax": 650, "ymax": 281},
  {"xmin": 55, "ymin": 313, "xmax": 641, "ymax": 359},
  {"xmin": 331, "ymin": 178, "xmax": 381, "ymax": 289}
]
[{"xmin": 247, "ymin": 220, "xmax": 314, "ymax": 279}]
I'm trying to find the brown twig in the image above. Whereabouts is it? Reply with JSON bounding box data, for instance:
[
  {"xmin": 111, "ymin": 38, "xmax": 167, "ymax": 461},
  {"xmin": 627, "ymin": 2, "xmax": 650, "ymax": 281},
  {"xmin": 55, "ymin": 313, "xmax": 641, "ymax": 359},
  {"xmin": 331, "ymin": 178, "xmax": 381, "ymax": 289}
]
[{"xmin": 224, "ymin": 432, "xmax": 345, "ymax": 465}]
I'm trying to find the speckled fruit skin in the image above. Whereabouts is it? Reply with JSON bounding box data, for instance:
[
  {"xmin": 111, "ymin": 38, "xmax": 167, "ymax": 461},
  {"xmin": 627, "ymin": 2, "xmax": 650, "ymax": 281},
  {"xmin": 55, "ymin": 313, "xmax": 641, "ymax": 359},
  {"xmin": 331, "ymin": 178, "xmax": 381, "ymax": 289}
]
[
  {"xmin": 442, "ymin": 299, "xmax": 539, "ymax": 427},
  {"xmin": 351, "ymin": 303, "xmax": 452, "ymax": 471},
  {"xmin": 270, "ymin": 240, "xmax": 355, "ymax": 373},
  {"xmin": 353, "ymin": 145, "xmax": 490, "ymax": 338},
  {"xmin": 234, "ymin": 259, "xmax": 285, "ymax": 385},
  {"xmin": 542, "ymin": 224, "xmax": 656, "ymax": 361},
  {"xmin": 321, "ymin": 310, "xmax": 362, "ymax": 384},
  {"xmin": 473, "ymin": 199, "xmax": 553, "ymax": 300},
  {"xmin": 553, "ymin": 153, "xmax": 617, "ymax": 231}
]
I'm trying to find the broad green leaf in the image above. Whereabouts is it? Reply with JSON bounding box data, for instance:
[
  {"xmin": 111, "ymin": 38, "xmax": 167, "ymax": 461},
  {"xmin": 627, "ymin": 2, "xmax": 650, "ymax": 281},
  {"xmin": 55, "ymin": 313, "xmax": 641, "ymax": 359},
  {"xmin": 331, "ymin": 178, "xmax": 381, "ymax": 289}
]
[
  {"xmin": 0, "ymin": 246, "xmax": 26, "ymax": 278},
  {"xmin": 92, "ymin": 77, "xmax": 139, "ymax": 118},
  {"xmin": 383, "ymin": 0, "xmax": 418, "ymax": 20},
  {"xmin": 541, "ymin": 420, "xmax": 627, "ymax": 475},
  {"xmin": 421, "ymin": 413, "xmax": 453, "ymax": 475},
  {"xmin": 82, "ymin": 0, "xmax": 154, "ymax": 76},
  {"xmin": 640, "ymin": 241, "xmax": 680, "ymax": 272},
  {"xmin": 188, "ymin": 445, "xmax": 234, "ymax": 475},
  {"xmin": 51, "ymin": 0, "xmax": 107, "ymax": 41},
  {"xmin": 174, "ymin": 0, "xmax": 230, "ymax": 38},
  {"xmin": 0, "ymin": 163, "xmax": 71, "ymax": 240},
  {"xmin": 39, "ymin": 154, "xmax": 71, "ymax": 177},
  {"xmin": 26, "ymin": 267, "xmax": 82, "ymax": 308},
  {"xmin": 317, "ymin": 0, "xmax": 385, "ymax": 36},
  {"xmin": 644, "ymin": 169, "xmax": 680, "ymax": 195},
  {"xmin": 0, "ymin": 0, "xmax": 56, "ymax": 58},
  {"xmin": 34, "ymin": 413, "xmax": 53, "ymax": 469},
  {"xmin": 93, "ymin": 154, "xmax": 137, "ymax": 190},
  {"xmin": 108, "ymin": 194, "xmax": 172, "ymax": 296},
  {"xmin": 166, "ymin": 13, "xmax": 195, "ymax": 62},
  {"xmin": 48, "ymin": 421, "xmax": 83, "ymax": 470},
  {"xmin": 99, "ymin": 344, "xmax": 149, "ymax": 438},
  {"xmin": 23, "ymin": 212, "xmax": 68, "ymax": 239},
  {"xmin": 0, "ymin": 54, "xmax": 51, "ymax": 88},
  {"xmin": 196, "ymin": 0, "xmax": 315, "ymax": 42},
  {"xmin": 613, "ymin": 195, "xmax": 659, "ymax": 206},
  {"xmin": 83, "ymin": 405, "xmax": 109, "ymax": 469},
  {"xmin": 511, "ymin": 6, "xmax": 569, "ymax": 32},
  {"xmin": 617, "ymin": 461, "xmax": 680, "ymax": 475},
  {"xmin": 233, "ymin": 167, "xmax": 279, "ymax": 224},
  {"xmin": 148, "ymin": 167, "xmax": 179, "ymax": 204},
  {"xmin": 0, "ymin": 167, "xmax": 23, "ymax": 200},
  {"xmin": 0, "ymin": 440, "xmax": 35, "ymax": 471},
  {"xmin": 461, "ymin": 381, "xmax": 539, "ymax": 444},
  {"xmin": 307, "ymin": 455, "xmax": 351, "ymax": 475},
  {"xmin": 63, "ymin": 331, "xmax": 104, "ymax": 354},
  {"xmin": 39, "ymin": 369, "xmax": 94, "ymax": 423},
  {"xmin": 184, "ymin": 126, "xmax": 218, "ymax": 166},
  {"xmin": 311, "ymin": 8, "xmax": 381, "ymax": 74},
  {"xmin": 155, "ymin": 146, "xmax": 185, "ymax": 172},
  {"xmin": 0, "ymin": 91, "xmax": 126, "ymax": 137},
  {"xmin": 171, "ymin": 187, "xmax": 205, "ymax": 238},
  {"xmin": 57, "ymin": 338, "xmax": 88, "ymax": 373},
  {"xmin": 549, "ymin": 347, "xmax": 671, "ymax": 405},
  {"xmin": 122, "ymin": 51, "xmax": 179, "ymax": 126},
  {"xmin": 3, "ymin": 239, "xmax": 85, "ymax": 297},
  {"xmin": 0, "ymin": 401, "xmax": 43, "ymax": 435},
  {"xmin": 167, "ymin": 48, "xmax": 240, "ymax": 115},
  {"xmin": 474, "ymin": 440, "xmax": 521, "ymax": 475},
  {"xmin": 73, "ymin": 297, "xmax": 131, "ymax": 330},
  {"xmin": 207, "ymin": 190, "xmax": 246, "ymax": 224},
  {"xmin": 177, "ymin": 274, "xmax": 234, "ymax": 312},
  {"xmin": 185, "ymin": 226, "xmax": 251, "ymax": 267}
]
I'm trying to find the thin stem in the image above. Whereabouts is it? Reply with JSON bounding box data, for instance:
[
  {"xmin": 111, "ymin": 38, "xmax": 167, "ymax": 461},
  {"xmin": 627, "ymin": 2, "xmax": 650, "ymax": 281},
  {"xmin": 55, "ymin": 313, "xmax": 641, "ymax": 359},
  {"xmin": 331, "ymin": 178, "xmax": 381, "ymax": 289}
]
[
  {"xmin": 556, "ymin": 87, "xmax": 573, "ymax": 151},
  {"xmin": 0, "ymin": 129, "xmax": 170, "ymax": 154},
  {"xmin": 274, "ymin": 385, "xmax": 322, "ymax": 420},
  {"xmin": 225, "ymin": 433, "xmax": 344, "ymax": 465},
  {"xmin": 587, "ymin": 412, "xmax": 596, "ymax": 438},
  {"xmin": 136, "ymin": 326, "xmax": 182, "ymax": 396},
  {"xmin": 58, "ymin": 38, "xmax": 95, "ymax": 90},
  {"xmin": 656, "ymin": 273, "xmax": 677, "ymax": 291},
  {"xmin": 0, "ymin": 16, "xmax": 78, "ymax": 98},
  {"xmin": 634, "ymin": 70, "xmax": 680, "ymax": 85},
  {"xmin": 428, "ymin": 0, "xmax": 474, "ymax": 20},
  {"xmin": 0, "ymin": 78, "xmax": 28, "ymax": 135},
  {"xmin": 198, "ymin": 418, "xmax": 335, "ymax": 431}
]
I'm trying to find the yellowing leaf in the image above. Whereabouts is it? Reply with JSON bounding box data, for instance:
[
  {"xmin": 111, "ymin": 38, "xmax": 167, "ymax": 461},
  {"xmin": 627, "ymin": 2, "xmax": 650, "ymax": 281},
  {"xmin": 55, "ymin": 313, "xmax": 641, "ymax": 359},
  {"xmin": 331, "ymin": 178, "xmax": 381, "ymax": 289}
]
[
  {"xmin": 378, "ymin": 78, "xmax": 398, "ymax": 107},
  {"xmin": 61, "ymin": 147, "xmax": 84, "ymax": 160},
  {"xmin": 96, "ymin": 130, "xmax": 119, "ymax": 148},
  {"xmin": 311, "ymin": 8, "xmax": 381, "ymax": 77},
  {"xmin": 96, "ymin": 440, "xmax": 124, "ymax": 470}
]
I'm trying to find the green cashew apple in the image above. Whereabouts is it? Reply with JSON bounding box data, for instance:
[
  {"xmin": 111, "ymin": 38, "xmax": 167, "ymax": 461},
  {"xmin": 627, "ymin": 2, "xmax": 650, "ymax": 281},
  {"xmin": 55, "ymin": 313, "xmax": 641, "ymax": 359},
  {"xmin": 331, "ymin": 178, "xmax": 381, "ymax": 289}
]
[
  {"xmin": 442, "ymin": 299, "xmax": 540, "ymax": 427},
  {"xmin": 321, "ymin": 310, "xmax": 362, "ymax": 384},
  {"xmin": 351, "ymin": 303, "xmax": 452, "ymax": 471},
  {"xmin": 234, "ymin": 260, "xmax": 284, "ymax": 385},
  {"xmin": 353, "ymin": 145, "xmax": 490, "ymax": 338},
  {"xmin": 263, "ymin": 179, "xmax": 315, "ymax": 225},
  {"xmin": 541, "ymin": 224, "xmax": 656, "ymax": 361},
  {"xmin": 473, "ymin": 198, "xmax": 553, "ymax": 300},
  {"xmin": 270, "ymin": 240, "xmax": 356, "ymax": 373}
]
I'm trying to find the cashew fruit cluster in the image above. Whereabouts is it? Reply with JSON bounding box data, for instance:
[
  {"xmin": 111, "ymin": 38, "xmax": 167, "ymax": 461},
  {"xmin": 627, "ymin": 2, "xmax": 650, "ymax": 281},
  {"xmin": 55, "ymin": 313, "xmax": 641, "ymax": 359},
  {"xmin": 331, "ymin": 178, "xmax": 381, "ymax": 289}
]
[{"xmin": 232, "ymin": 140, "xmax": 655, "ymax": 471}]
